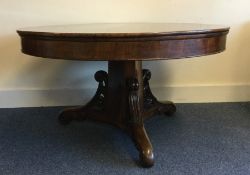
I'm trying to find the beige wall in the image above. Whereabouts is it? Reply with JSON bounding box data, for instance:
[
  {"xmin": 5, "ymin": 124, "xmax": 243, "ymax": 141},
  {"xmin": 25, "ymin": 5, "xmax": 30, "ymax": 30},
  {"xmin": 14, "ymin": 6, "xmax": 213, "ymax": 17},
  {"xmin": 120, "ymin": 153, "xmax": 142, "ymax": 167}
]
[{"xmin": 0, "ymin": 0, "xmax": 250, "ymax": 107}]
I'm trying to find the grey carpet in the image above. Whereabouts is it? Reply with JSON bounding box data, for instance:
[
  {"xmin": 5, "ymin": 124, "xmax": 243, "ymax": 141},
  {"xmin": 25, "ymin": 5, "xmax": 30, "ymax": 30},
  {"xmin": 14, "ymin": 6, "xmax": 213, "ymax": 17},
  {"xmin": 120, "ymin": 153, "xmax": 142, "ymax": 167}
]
[{"xmin": 1, "ymin": 103, "xmax": 250, "ymax": 175}]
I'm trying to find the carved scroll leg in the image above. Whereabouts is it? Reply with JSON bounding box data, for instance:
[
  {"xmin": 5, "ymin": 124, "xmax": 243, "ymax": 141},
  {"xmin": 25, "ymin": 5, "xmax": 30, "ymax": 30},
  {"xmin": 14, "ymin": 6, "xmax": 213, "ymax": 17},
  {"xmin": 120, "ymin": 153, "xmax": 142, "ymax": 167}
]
[
  {"xmin": 127, "ymin": 78, "xmax": 154, "ymax": 167},
  {"xmin": 143, "ymin": 69, "xmax": 176, "ymax": 117},
  {"xmin": 58, "ymin": 70, "xmax": 108, "ymax": 125},
  {"xmin": 131, "ymin": 125, "xmax": 154, "ymax": 167}
]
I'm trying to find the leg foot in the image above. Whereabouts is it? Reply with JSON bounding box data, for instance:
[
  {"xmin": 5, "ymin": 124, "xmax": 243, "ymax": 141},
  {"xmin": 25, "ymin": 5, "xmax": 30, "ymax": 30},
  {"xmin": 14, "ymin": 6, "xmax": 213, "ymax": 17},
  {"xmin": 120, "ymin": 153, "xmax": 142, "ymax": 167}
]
[
  {"xmin": 58, "ymin": 107, "xmax": 87, "ymax": 125},
  {"xmin": 132, "ymin": 125, "xmax": 154, "ymax": 167},
  {"xmin": 158, "ymin": 101, "xmax": 176, "ymax": 116},
  {"xmin": 58, "ymin": 110, "xmax": 73, "ymax": 125}
]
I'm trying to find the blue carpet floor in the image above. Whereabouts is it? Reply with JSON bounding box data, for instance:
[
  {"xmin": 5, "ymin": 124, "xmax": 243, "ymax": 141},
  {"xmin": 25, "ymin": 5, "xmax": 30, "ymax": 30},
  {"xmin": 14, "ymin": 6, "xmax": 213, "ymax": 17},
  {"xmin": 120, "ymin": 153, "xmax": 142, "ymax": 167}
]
[{"xmin": 1, "ymin": 103, "xmax": 250, "ymax": 175}]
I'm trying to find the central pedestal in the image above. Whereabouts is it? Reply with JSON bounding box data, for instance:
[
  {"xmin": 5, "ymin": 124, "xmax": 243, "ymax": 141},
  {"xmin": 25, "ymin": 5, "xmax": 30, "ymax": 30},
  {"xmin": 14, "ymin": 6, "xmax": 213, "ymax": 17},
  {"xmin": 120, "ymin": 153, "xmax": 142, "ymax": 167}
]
[{"xmin": 58, "ymin": 61, "xmax": 176, "ymax": 167}]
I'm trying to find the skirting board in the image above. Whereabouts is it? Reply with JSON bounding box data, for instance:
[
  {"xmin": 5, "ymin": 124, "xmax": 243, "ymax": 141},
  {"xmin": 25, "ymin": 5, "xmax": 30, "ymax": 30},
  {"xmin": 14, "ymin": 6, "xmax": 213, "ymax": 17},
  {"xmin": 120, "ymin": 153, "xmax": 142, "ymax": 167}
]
[{"xmin": 0, "ymin": 84, "xmax": 250, "ymax": 108}]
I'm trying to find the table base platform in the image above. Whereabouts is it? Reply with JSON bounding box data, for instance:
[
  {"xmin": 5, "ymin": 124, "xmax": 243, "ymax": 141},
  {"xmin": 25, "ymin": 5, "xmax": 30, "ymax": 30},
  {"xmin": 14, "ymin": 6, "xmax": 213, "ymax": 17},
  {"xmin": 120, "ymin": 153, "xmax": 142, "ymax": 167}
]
[{"xmin": 58, "ymin": 60, "xmax": 176, "ymax": 167}]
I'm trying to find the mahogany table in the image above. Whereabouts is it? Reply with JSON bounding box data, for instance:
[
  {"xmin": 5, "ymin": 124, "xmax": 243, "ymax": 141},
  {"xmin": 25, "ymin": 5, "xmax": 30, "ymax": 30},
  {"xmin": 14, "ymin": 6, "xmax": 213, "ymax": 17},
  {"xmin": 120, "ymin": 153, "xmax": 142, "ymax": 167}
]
[{"xmin": 17, "ymin": 23, "xmax": 229, "ymax": 167}]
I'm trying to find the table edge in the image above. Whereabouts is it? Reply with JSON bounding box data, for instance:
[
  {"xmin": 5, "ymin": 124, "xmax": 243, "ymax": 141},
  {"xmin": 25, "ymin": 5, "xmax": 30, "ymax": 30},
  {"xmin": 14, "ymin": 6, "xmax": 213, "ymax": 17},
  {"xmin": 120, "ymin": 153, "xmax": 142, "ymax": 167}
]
[{"xmin": 17, "ymin": 27, "xmax": 230, "ymax": 39}]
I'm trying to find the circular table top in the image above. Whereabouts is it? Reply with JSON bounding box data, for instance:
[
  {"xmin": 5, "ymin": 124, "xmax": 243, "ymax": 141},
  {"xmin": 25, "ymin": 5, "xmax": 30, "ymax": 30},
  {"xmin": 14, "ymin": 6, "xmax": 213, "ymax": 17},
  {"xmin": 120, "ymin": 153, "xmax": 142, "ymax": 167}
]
[{"xmin": 17, "ymin": 23, "xmax": 229, "ymax": 61}]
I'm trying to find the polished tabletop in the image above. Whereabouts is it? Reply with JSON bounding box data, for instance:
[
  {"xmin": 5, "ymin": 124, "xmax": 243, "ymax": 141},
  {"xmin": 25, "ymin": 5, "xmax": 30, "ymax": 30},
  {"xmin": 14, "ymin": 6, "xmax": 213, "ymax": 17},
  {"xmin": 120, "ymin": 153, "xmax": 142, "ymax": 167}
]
[
  {"xmin": 18, "ymin": 23, "xmax": 229, "ymax": 37},
  {"xmin": 17, "ymin": 23, "xmax": 229, "ymax": 61}
]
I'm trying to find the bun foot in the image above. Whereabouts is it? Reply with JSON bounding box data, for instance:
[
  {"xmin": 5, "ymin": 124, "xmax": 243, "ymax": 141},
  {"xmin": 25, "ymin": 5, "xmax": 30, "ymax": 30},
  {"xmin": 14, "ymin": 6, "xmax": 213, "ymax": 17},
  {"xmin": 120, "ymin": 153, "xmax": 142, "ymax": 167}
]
[
  {"xmin": 139, "ymin": 148, "xmax": 154, "ymax": 167},
  {"xmin": 58, "ymin": 111, "xmax": 72, "ymax": 125},
  {"xmin": 163, "ymin": 102, "xmax": 176, "ymax": 116}
]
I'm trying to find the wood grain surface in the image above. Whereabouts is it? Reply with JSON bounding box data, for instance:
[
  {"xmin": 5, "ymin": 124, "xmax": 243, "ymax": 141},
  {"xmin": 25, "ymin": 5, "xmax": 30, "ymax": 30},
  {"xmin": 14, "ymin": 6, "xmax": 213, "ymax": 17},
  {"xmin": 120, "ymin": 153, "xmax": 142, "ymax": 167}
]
[{"xmin": 17, "ymin": 23, "xmax": 229, "ymax": 61}]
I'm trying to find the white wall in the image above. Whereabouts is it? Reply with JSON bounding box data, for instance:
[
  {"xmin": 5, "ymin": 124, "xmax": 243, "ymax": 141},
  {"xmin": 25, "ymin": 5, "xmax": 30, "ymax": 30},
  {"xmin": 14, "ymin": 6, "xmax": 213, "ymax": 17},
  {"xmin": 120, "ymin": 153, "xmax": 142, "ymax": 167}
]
[{"xmin": 0, "ymin": 0, "xmax": 250, "ymax": 107}]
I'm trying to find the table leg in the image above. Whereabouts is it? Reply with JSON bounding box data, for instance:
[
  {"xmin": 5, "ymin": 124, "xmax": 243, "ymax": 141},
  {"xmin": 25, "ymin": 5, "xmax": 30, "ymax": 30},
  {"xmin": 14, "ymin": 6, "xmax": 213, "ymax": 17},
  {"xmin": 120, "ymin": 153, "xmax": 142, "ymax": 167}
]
[
  {"xmin": 127, "ymin": 77, "xmax": 154, "ymax": 167},
  {"xmin": 142, "ymin": 69, "xmax": 176, "ymax": 120},
  {"xmin": 58, "ymin": 60, "xmax": 175, "ymax": 167},
  {"xmin": 58, "ymin": 70, "xmax": 109, "ymax": 125}
]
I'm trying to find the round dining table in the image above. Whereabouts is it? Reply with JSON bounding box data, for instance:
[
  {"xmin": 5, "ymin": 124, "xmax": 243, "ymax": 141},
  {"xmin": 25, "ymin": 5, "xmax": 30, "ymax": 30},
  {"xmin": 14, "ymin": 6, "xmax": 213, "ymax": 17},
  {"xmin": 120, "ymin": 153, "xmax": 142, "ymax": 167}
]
[{"xmin": 17, "ymin": 23, "xmax": 229, "ymax": 167}]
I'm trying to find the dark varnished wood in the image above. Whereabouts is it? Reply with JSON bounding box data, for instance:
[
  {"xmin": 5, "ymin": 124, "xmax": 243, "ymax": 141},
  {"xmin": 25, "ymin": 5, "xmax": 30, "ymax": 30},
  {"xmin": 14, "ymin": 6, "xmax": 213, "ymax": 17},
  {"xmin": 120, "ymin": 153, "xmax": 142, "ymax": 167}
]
[
  {"xmin": 58, "ymin": 70, "xmax": 108, "ymax": 124},
  {"xmin": 17, "ymin": 23, "xmax": 229, "ymax": 61},
  {"xmin": 142, "ymin": 69, "xmax": 176, "ymax": 120},
  {"xmin": 58, "ymin": 61, "xmax": 170, "ymax": 167},
  {"xmin": 17, "ymin": 23, "xmax": 229, "ymax": 167}
]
